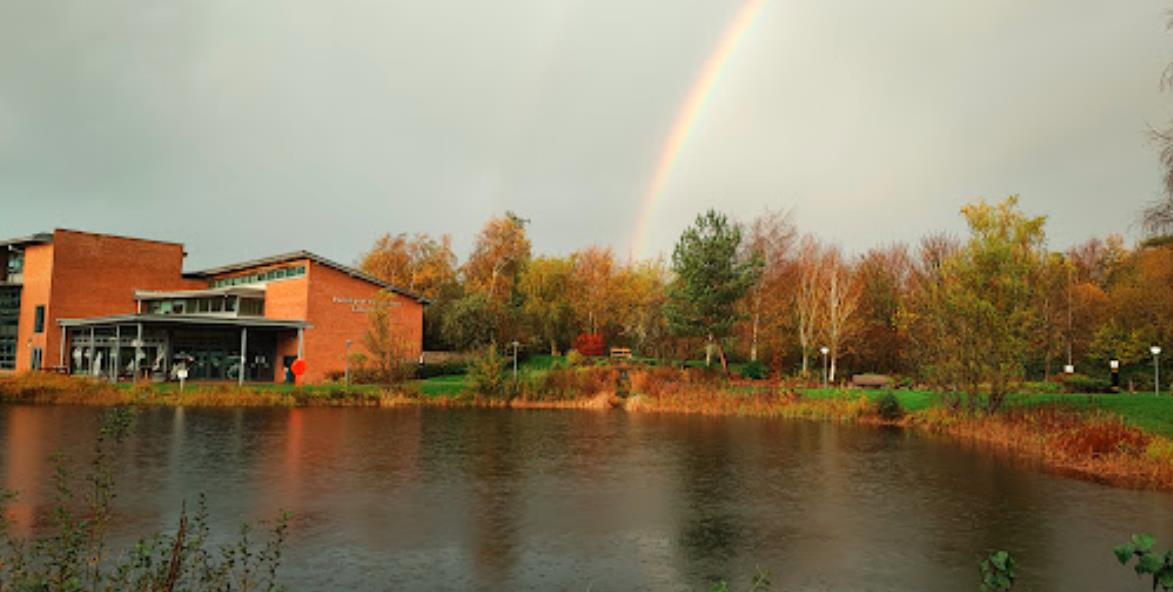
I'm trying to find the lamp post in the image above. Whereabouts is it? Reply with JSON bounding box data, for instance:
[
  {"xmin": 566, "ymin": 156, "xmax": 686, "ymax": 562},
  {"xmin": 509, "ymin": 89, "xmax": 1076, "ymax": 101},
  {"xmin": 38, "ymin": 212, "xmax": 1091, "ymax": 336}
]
[
  {"xmin": 1109, "ymin": 359, "xmax": 1120, "ymax": 391},
  {"xmin": 819, "ymin": 346, "xmax": 830, "ymax": 389},
  {"xmin": 344, "ymin": 339, "xmax": 352, "ymax": 386},
  {"xmin": 511, "ymin": 341, "xmax": 520, "ymax": 379},
  {"xmin": 1152, "ymin": 346, "xmax": 1163, "ymax": 396}
]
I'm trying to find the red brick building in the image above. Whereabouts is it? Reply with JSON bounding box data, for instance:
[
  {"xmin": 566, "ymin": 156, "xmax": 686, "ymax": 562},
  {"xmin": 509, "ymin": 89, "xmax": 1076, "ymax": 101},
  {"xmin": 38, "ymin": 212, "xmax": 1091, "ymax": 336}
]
[{"xmin": 0, "ymin": 229, "xmax": 425, "ymax": 384}]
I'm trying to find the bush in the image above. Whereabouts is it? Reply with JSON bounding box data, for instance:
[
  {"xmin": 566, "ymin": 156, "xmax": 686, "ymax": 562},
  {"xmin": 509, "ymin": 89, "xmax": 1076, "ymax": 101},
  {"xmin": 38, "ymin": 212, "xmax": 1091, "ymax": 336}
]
[
  {"xmin": 738, "ymin": 359, "xmax": 767, "ymax": 380},
  {"xmin": 1061, "ymin": 373, "xmax": 1113, "ymax": 394},
  {"xmin": 528, "ymin": 366, "xmax": 615, "ymax": 401},
  {"xmin": 467, "ymin": 345, "xmax": 507, "ymax": 399},
  {"xmin": 415, "ymin": 360, "xmax": 467, "ymax": 379},
  {"xmin": 875, "ymin": 392, "xmax": 905, "ymax": 420},
  {"xmin": 572, "ymin": 333, "xmax": 605, "ymax": 357},
  {"xmin": 566, "ymin": 350, "xmax": 585, "ymax": 367}
]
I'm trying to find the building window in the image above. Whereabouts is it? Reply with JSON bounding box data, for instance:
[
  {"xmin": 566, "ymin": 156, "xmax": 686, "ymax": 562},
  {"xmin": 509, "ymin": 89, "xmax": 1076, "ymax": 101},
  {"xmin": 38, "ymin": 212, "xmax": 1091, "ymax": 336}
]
[
  {"xmin": 4, "ymin": 248, "xmax": 23, "ymax": 278},
  {"xmin": 30, "ymin": 347, "xmax": 42, "ymax": 371},
  {"xmin": 239, "ymin": 298, "xmax": 264, "ymax": 317},
  {"xmin": 34, "ymin": 305, "xmax": 45, "ymax": 333},
  {"xmin": 0, "ymin": 286, "xmax": 18, "ymax": 370},
  {"xmin": 211, "ymin": 265, "xmax": 306, "ymax": 288}
]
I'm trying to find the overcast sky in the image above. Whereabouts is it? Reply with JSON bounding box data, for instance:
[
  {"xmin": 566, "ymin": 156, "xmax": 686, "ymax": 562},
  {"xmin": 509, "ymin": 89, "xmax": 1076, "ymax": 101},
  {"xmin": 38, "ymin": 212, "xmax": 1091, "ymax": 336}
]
[{"xmin": 1, "ymin": 0, "xmax": 1171, "ymax": 269}]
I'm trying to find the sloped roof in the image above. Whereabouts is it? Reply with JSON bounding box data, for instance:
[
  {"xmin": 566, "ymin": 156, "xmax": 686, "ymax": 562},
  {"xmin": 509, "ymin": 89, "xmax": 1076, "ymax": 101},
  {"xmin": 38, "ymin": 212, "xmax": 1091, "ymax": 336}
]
[
  {"xmin": 185, "ymin": 250, "xmax": 428, "ymax": 304},
  {"xmin": 0, "ymin": 232, "xmax": 52, "ymax": 248}
]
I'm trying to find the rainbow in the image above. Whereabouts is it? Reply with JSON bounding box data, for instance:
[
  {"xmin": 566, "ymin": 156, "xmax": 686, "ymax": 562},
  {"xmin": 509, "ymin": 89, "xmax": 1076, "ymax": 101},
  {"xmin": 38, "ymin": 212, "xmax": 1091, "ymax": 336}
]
[{"xmin": 629, "ymin": 0, "xmax": 765, "ymax": 259}]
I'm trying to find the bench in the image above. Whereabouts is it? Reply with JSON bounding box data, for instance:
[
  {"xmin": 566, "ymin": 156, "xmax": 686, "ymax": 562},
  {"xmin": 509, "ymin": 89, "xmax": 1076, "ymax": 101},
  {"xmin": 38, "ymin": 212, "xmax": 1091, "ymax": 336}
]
[{"xmin": 851, "ymin": 374, "xmax": 892, "ymax": 388}]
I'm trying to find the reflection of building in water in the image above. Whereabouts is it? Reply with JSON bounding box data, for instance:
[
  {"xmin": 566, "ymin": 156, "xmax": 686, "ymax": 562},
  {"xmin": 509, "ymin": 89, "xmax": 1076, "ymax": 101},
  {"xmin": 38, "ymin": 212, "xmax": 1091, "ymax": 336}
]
[
  {"xmin": 4, "ymin": 406, "xmax": 47, "ymax": 533},
  {"xmin": 0, "ymin": 229, "xmax": 426, "ymax": 384},
  {"xmin": 467, "ymin": 414, "xmax": 522, "ymax": 587}
]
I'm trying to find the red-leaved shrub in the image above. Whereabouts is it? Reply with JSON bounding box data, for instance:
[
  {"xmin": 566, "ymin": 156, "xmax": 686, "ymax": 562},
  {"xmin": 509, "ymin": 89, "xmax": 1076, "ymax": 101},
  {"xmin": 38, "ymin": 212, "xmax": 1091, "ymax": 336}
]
[{"xmin": 572, "ymin": 333, "xmax": 605, "ymax": 357}]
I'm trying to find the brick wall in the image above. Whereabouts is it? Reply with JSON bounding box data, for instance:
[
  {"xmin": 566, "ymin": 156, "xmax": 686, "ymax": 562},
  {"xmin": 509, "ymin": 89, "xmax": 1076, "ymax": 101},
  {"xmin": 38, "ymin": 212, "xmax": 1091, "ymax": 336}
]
[
  {"xmin": 14, "ymin": 243, "xmax": 53, "ymax": 371},
  {"xmin": 18, "ymin": 229, "xmax": 204, "ymax": 371},
  {"xmin": 300, "ymin": 261, "xmax": 423, "ymax": 383}
]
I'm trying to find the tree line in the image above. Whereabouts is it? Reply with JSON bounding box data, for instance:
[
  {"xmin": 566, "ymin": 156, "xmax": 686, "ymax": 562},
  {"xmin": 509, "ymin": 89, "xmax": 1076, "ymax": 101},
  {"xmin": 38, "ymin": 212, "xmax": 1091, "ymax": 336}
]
[{"xmin": 357, "ymin": 195, "xmax": 1173, "ymax": 405}]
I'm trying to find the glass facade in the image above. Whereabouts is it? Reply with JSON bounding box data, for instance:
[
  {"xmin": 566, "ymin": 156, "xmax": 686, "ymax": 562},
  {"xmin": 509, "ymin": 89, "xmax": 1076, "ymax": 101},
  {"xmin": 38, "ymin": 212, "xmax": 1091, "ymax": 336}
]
[
  {"xmin": 66, "ymin": 326, "xmax": 277, "ymax": 382},
  {"xmin": 3, "ymin": 248, "xmax": 23, "ymax": 283},
  {"xmin": 144, "ymin": 296, "xmax": 263, "ymax": 317},
  {"xmin": 211, "ymin": 265, "xmax": 306, "ymax": 288},
  {"xmin": 0, "ymin": 286, "xmax": 18, "ymax": 370}
]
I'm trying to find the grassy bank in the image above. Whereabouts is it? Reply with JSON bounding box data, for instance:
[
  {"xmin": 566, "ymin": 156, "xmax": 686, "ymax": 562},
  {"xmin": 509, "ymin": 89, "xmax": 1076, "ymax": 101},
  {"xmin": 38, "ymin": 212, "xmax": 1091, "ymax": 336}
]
[
  {"xmin": 800, "ymin": 387, "xmax": 1173, "ymax": 438},
  {"xmin": 4, "ymin": 369, "xmax": 1173, "ymax": 490},
  {"xmin": 0, "ymin": 373, "xmax": 410, "ymax": 407}
]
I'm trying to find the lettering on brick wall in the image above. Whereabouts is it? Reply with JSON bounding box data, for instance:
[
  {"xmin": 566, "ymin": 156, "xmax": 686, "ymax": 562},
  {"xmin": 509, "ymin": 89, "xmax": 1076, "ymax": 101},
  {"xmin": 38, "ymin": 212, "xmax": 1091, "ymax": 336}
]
[{"xmin": 332, "ymin": 296, "xmax": 399, "ymax": 313}]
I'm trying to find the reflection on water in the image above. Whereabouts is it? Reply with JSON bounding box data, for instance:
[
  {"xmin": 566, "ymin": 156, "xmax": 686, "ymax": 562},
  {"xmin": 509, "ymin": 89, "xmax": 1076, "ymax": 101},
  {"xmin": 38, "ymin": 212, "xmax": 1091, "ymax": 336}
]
[{"xmin": 0, "ymin": 405, "xmax": 1171, "ymax": 591}]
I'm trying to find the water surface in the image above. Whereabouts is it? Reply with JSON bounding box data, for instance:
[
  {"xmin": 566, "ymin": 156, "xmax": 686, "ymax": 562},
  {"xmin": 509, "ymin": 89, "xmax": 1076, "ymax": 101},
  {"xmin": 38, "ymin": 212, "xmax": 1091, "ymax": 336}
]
[{"xmin": 1, "ymin": 405, "xmax": 1171, "ymax": 591}]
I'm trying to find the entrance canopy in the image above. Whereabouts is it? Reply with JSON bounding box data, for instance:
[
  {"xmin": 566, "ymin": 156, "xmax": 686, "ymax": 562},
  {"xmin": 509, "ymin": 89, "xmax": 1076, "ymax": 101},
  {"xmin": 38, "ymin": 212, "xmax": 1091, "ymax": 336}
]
[
  {"xmin": 58, "ymin": 313, "xmax": 308, "ymax": 331},
  {"xmin": 57, "ymin": 314, "xmax": 310, "ymax": 383}
]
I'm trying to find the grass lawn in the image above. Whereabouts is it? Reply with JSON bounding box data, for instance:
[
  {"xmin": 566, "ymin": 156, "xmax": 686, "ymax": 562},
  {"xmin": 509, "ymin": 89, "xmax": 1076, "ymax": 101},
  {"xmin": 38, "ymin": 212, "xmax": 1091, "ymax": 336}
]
[
  {"xmin": 1018, "ymin": 393, "xmax": 1173, "ymax": 438},
  {"xmin": 416, "ymin": 374, "xmax": 468, "ymax": 397},
  {"xmin": 800, "ymin": 387, "xmax": 940, "ymax": 412},
  {"xmin": 800, "ymin": 387, "xmax": 1173, "ymax": 437}
]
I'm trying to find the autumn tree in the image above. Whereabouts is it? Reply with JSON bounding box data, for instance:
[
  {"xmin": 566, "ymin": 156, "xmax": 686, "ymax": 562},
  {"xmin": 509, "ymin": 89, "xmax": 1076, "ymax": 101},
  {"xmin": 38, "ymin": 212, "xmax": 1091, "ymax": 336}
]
[
  {"xmin": 738, "ymin": 208, "xmax": 796, "ymax": 363},
  {"xmin": 363, "ymin": 291, "xmax": 414, "ymax": 384},
  {"xmin": 519, "ymin": 256, "xmax": 577, "ymax": 355},
  {"xmin": 924, "ymin": 196, "xmax": 1047, "ymax": 412},
  {"xmin": 611, "ymin": 259, "xmax": 670, "ymax": 357},
  {"xmin": 664, "ymin": 210, "xmax": 762, "ymax": 374},
  {"xmin": 904, "ymin": 232, "xmax": 961, "ymax": 387},
  {"xmin": 854, "ymin": 244, "xmax": 913, "ymax": 374},
  {"xmin": 441, "ymin": 292, "xmax": 495, "ymax": 351},
  {"xmin": 1031, "ymin": 252, "xmax": 1073, "ymax": 379},
  {"xmin": 359, "ymin": 233, "xmax": 458, "ymax": 301},
  {"xmin": 570, "ymin": 246, "xmax": 617, "ymax": 337},
  {"xmin": 464, "ymin": 212, "xmax": 532, "ymax": 303},
  {"xmin": 816, "ymin": 246, "xmax": 860, "ymax": 383},
  {"xmin": 1104, "ymin": 244, "xmax": 1173, "ymax": 360},
  {"xmin": 793, "ymin": 236, "xmax": 824, "ymax": 376},
  {"xmin": 462, "ymin": 212, "xmax": 532, "ymax": 342},
  {"xmin": 1145, "ymin": 15, "xmax": 1173, "ymax": 243}
]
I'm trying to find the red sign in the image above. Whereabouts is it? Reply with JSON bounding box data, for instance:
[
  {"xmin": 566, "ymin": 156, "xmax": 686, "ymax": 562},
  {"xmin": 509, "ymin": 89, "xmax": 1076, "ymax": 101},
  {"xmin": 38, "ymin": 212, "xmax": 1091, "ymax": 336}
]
[{"xmin": 290, "ymin": 359, "xmax": 307, "ymax": 377}]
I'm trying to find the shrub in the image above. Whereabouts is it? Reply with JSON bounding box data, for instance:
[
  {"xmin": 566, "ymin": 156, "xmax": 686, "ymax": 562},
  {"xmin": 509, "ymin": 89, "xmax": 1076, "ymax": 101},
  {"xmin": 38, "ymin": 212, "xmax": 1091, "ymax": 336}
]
[
  {"xmin": 1053, "ymin": 417, "xmax": 1149, "ymax": 457},
  {"xmin": 566, "ymin": 350, "xmax": 585, "ymax": 367},
  {"xmin": 530, "ymin": 366, "xmax": 615, "ymax": 401},
  {"xmin": 415, "ymin": 360, "xmax": 468, "ymax": 379},
  {"xmin": 738, "ymin": 359, "xmax": 767, "ymax": 380},
  {"xmin": 572, "ymin": 333, "xmax": 605, "ymax": 357},
  {"xmin": 467, "ymin": 345, "xmax": 507, "ymax": 399},
  {"xmin": 1060, "ymin": 373, "xmax": 1112, "ymax": 394},
  {"xmin": 875, "ymin": 392, "xmax": 905, "ymax": 420}
]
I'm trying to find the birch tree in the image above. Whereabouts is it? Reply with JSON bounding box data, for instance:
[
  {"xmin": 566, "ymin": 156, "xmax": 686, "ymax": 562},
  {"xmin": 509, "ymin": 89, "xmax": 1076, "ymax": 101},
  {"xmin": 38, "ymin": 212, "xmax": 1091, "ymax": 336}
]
[
  {"xmin": 741, "ymin": 209, "xmax": 796, "ymax": 362},
  {"xmin": 794, "ymin": 236, "xmax": 823, "ymax": 376},
  {"xmin": 820, "ymin": 247, "xmax": 860, "ymax": 383}
]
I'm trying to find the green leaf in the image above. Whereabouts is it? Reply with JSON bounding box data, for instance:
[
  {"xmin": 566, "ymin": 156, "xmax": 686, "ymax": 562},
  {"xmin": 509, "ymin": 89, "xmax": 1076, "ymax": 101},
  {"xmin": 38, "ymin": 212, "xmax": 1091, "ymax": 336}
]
[
  {"xmin": 1157, "ymin": 568, "xmax": 1173, "ymax": 591},
  {"xmin": 991, "ymin": 551, "xmax": 1009, "ymax": 571},
  {"xmin": 1133, "ymin": 534, "xmax": 1156, "ymax": 553},
  {"xmin": 1116, "ymin": 544, "xmax": 1136, "ymax": 565},
  {"xmin": 1138, "ymin": 552, "xmax": 1164, "ymax": 575}
]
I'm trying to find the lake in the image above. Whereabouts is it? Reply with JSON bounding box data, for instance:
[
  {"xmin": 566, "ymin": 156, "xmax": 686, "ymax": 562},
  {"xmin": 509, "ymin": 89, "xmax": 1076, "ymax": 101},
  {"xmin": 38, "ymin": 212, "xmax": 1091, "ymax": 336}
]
[{"xmin": 1, "ymin": 404, "xmax": 1171, "ymax": 591}]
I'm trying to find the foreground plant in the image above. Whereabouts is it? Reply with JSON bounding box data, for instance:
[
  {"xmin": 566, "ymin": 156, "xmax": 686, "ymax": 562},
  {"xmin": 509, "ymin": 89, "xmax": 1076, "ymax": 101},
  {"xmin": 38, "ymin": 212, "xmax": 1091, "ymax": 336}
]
[
  {"xmin": 0, "ymin": 407, "xmax": 291, "ymax": 591},
  {"xmin": 707, "ymin": 569, "xmax": 770, "ymax": 592},
  {"xmin": 1114, "ymin": 533, "xmax": 1173, "ymax": 591},
  {"xmin": 979, "ymin": 550, "xmax": 1016, "ymax": 592}
]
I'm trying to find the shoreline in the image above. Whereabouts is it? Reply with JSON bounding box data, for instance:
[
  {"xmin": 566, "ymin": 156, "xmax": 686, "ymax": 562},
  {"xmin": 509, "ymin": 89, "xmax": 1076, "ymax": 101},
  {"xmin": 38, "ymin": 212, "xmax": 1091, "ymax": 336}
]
[{"xmin": 2, "ymin": 373, "xmax": 1172, "ymax": 492}]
